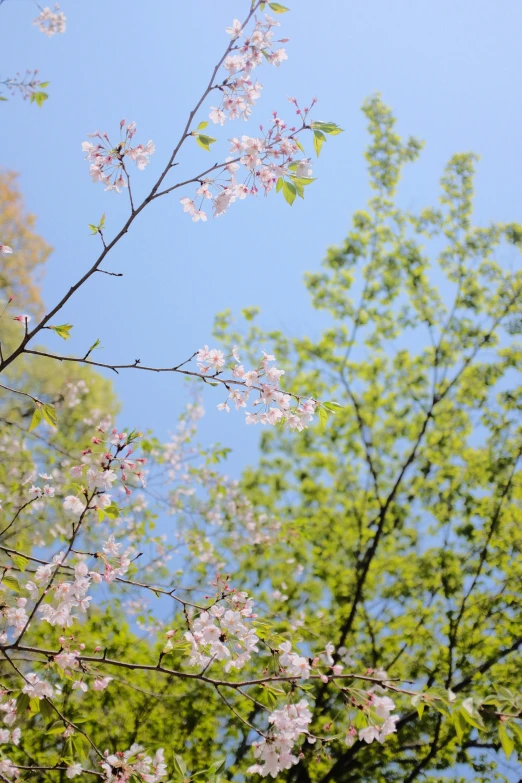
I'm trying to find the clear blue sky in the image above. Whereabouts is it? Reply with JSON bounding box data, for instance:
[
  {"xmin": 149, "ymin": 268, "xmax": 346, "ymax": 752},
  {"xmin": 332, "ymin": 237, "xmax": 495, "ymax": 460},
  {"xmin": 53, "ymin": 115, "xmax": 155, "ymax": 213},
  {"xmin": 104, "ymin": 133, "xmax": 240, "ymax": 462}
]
[{"xmin": 2, "ymin": 0, "xmax": 522, "ymax": 477}]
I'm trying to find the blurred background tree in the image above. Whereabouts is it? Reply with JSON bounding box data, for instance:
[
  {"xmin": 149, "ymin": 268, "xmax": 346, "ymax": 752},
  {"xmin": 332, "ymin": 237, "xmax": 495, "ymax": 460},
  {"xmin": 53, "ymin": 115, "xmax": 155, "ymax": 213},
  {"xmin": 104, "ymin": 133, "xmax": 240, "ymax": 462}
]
[{"xmin": 211, "ymin": 96, "xmax": 522, "ymax": 783}]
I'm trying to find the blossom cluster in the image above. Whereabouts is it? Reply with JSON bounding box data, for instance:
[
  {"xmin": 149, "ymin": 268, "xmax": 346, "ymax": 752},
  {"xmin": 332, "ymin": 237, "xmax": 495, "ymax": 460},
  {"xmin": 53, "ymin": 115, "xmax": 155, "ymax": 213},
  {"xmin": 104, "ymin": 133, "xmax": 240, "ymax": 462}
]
[
  {"xmin": 101, "ymin": 744, "xmax": 167, "ymax": 782},
  {"xmin": 180, "ymin": 125, "xmax": 312, "ymax": 221},
  {"xmin": 33, "ymin": 4, "xmax": 66, "ymax": 36},
  {"xmin": 82, "ymin": 122, "xmax": 155, "ymax": 192},
  {"xmin": 196, "ymin": 345, "xmax": 317, "ymax": 430},
  {"xmin": 209, "ymin": 13, "xmax": 288, "ymax": 127},
  {"xmin": 0, "ymin": 244, "xmax": 12, "ymax": 256},
  {"xmin": 183, "ymin": 589, "xmax": 259, "ymax": 672},
  {"xmin": 249, "ymin": 700, "xmax": 313, "ymax": 778},
  {"xmin": 352, "ymin": 694, "xmax": 399, "ymax": 746}
]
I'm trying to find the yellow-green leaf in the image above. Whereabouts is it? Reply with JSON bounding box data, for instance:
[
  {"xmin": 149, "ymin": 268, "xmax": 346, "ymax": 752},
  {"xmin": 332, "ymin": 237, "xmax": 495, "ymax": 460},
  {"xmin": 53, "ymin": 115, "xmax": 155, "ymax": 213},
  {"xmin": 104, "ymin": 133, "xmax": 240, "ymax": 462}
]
[
  {"xmin": 42, "ymin": 403, "xmax": 57, "ymax": 428},
  {"xmin": 282, "ymin": 180, "xmax": 297, "ymax": 206},
  {"xmin": 10, "ymin": 554, "xmax": 29, "ymax": 573},
  {"xmin": 499, "ymin": 722, "xmax": 515, "ymax": 760},
  {"xmin": 313, "ymin": 129, "xmax": 326, "ymax": 157},
  {"xmin": 49, "ymin": 323, "xmax": 73, "ymax": 341},
  {"xmin": 2, "ymin": 573, "xmax": 20, "ymax": 592},
  {"xmin": 29, "ymin": 407, "xmax": 43, "ymax": 432}
]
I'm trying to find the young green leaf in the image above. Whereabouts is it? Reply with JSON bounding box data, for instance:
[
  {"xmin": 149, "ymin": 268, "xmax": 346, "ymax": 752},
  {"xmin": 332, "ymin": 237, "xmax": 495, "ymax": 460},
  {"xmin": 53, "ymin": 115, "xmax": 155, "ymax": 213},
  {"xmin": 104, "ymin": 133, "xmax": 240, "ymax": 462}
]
[
  {"xmin": 30, "ymin": 90, "xmax": 49, "ymax": 107},
  {"xmin": 276, "ymin": 177, "xmax": 284, "ymax": 193},
  {"xmin": 499, "ymin": 722, "xmax": 515, "ymax": 760},
  {"xmin": 313, "ymin": 129, "xmax": 326, "ymax": 157},
  {"xmin": 318, "ymin": 407, "xmax": 329, "ymax": 429},
  {"xmin": 195, "ymin": 134, "xmax": 217, "ymax": 152},
  {"xmin": 197, "ymin": 121, "xmax": 209, "ymax": 130},
  {"xmin": 42, "ymin": 403, "xmax": 58, "ymax": 428},
  {"xmin": 104, "ymin": 503, "xmax": 120, "ymax": 520},
  {"xmin": 49, "ymin": 323, "xmax": 73, "ymax": 341},
  {"xmin": 173, "ymin": 754, "xmax": 187, "ymax": 778},
  {"xmin": 311, "ymin": 121, "xmax": 344, "ymax": 135},
  {"xmin": 2, "ymin": 573, "xmax": 20, "ymax": 592},
  {"xmin": 269, "ymin": 2, "xmax": 290, "ymax": 11},
  {"xmin": 453, "ymin": 709, "xmax": 468, "ymax": 742},
  {"xmin": 10, "ymin": 554, "xmax": 29, "ymax": 573},
  {"xmin": 282, "ymin": 180, "xmax": 297, "ymax": 206},
  {"xmin": 29, "ymin": 406, "xmax": 43, "ymax": 432}
]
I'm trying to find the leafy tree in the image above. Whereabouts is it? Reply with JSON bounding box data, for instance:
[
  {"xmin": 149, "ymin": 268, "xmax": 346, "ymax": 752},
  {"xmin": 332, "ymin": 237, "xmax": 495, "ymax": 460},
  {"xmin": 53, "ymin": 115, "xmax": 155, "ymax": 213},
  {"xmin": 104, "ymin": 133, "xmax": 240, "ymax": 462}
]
[{"xmin": 212, "ymin": 95, "xmax": 522, "ymax": 782}]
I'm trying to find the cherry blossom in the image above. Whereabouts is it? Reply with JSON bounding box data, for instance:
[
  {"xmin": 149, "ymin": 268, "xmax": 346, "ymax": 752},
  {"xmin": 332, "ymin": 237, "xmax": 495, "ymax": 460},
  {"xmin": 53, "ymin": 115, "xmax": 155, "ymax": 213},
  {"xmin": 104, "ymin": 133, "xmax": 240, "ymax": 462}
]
[
  {"xmin": 179, "ymin": 118, "xmax": 316, "ymax": 220},
  {"xmin": 82, "ymin": 122, "xmax": 155, "ymax": 192},
  {"xmin": 22, "ymin": 672, "xmax": 53, "ymax": 699},
  {"xmin": 196, "ymin": 347, "xmax": 317, "ymax": 430},
  {"xmin": 100, "ymin": 745, "xmax": 167, "ymax": 782},
  {"xmin": 211, "ymin": 15, "xmax": 288, "ymax": 126},
  {"xmin": 0, "ymin": 244, "xmax": 12, "ymax": 255},
  {"xmin": 249, "ymin": 700, "xmax": 312, "ymax": 778},
  {"xmin": 185, "ymin": 589, "xmax": 259, "ymax": 672},
  {"xmin": 63, "ymin": 495, "xmax": 86, "ymax": 515},
  {"xmin": 33, "ymin": 3, "xmax": 66, "ymax": 36}
]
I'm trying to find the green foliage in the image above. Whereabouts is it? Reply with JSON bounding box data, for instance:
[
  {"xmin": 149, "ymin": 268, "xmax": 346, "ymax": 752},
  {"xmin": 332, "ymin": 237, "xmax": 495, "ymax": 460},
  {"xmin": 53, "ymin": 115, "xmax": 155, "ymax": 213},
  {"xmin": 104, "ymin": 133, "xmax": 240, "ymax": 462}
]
[{"xmin": 212, "ymin": 96, "xmax": 522, "ymax": 782}]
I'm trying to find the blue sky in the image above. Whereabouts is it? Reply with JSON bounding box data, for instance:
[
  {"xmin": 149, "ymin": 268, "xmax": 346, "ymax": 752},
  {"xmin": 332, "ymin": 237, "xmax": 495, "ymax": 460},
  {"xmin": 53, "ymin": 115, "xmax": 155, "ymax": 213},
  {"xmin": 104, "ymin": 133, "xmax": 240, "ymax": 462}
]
[{"xmin": 2, "ymin": 0, "xmax": 522, "ymax": 476}]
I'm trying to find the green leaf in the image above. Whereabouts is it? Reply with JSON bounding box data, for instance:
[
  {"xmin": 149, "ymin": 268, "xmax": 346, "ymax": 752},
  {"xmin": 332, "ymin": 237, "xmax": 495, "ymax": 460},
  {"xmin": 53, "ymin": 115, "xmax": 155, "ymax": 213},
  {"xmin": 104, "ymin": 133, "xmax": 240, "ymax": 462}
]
[
  {"xmin": 88, "ymin": 223, "xmax": 98, "ymax": 235},
  {"xmin": 459, "ymin": 704, "xmax": 484, "ymax": 731},
  {"xmin": 295, "ymin": 139, "xmax": 305, "ymax": 153},
  {"xmin": 16, "ymin": 693, "xmax": 30, "ymax": 715},
  {"xmin": 322, "ymin": 401, "xmax": 344, "ymax": 414},
  {"xmin": 311, "ymin": 121, "xmax": 343, "ymax": 135},
  {"xmin": 30, "ymin": 90, "xmax": 49, "ymax": 107},
  {"xmin": 0, "ymin": 96, "xmax": 8, "ymax": 102},
  {"xmin": 99, "ymin": 212, "xmax": 106, "ymax": 228},
  {"xmin": 49, "ymin": 323, "xmax": 73, "ymax": 341},
  {"xmin": 40, "ymin": 698, "xmax": 54, "ymax": 719},
  {"xmin": 453, "ymin": 709, "xmax": 468, "ymax": 742},
  {"xmin": 313, "ymin": 129, "xmax": 326, "ymax": 157},
  {"xmin": 282, "ymin": 180, "xmax": 297, "ymax": 206},
  {"xmin": 197, "ymin": 121, "xmax": 209, "ymax": 130},
  {"xmin": 29, "ymin": 406, "xmax": 43, "ymax": 432},
  {"xmin": 208, "ymin": 759, "xmax": 226, "ymax": 777},
  {"xmin": 29, "ymin": 697, "xmax": 40, "ymax": 715},
  {"xmin": 103, "ymin": 502, "xmax": 120, "ymax": 520},
  {"xmin": 86, "ymin": 338, "xmax": 102, "ymax": 355},
  {"xmin": 2, "ymin": 573, "xmax": 20, "ymax": 592},
  {"xmin": 46, "ymin": 721, "xmax": 66, "ymax": 736},
  {"xmin": 173, "ymin": 754, "xmax": 187, "ymax": 778},
  {"xmin": 269, "ymin": 2, "xmax": 290, "ymax": 11},
  {"xmin": 293, "ymin": 179, "xmax": 305, "ymax": 199},
  {"xmin": 39, "ymin": 81, "xmax": 50, "ymax": 88},
  {"xmin": 10, "ymin": 553, "xmax": 29, "ymax": 572},
  {"xmin": 292, "ymin": 176, "xmax": 316, "ymax": 187},
  {"xmin": 195, "ymin": 134, "xmax": 217, "ymax": 151},
  {"xmin": 70, "ymin": 732, "xmax": 91, "ymax": 760},
  {"xmin": 499, "ymin": 722, "xmax": 515, "ymax": 760},
  {"xmin": 411, "ymin": 693, "xmax": 425, "ymax": 718},
  {"xmin": 318, "ymin": 407, "xmax": 329, "ymax": 429},
  {"xmin": 276, "ymin": 177, "xmax": 284, "ymax": 193},
  {"xmin": 42, "ymin": 403, "xmax": 58, "ymax": 428}
]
